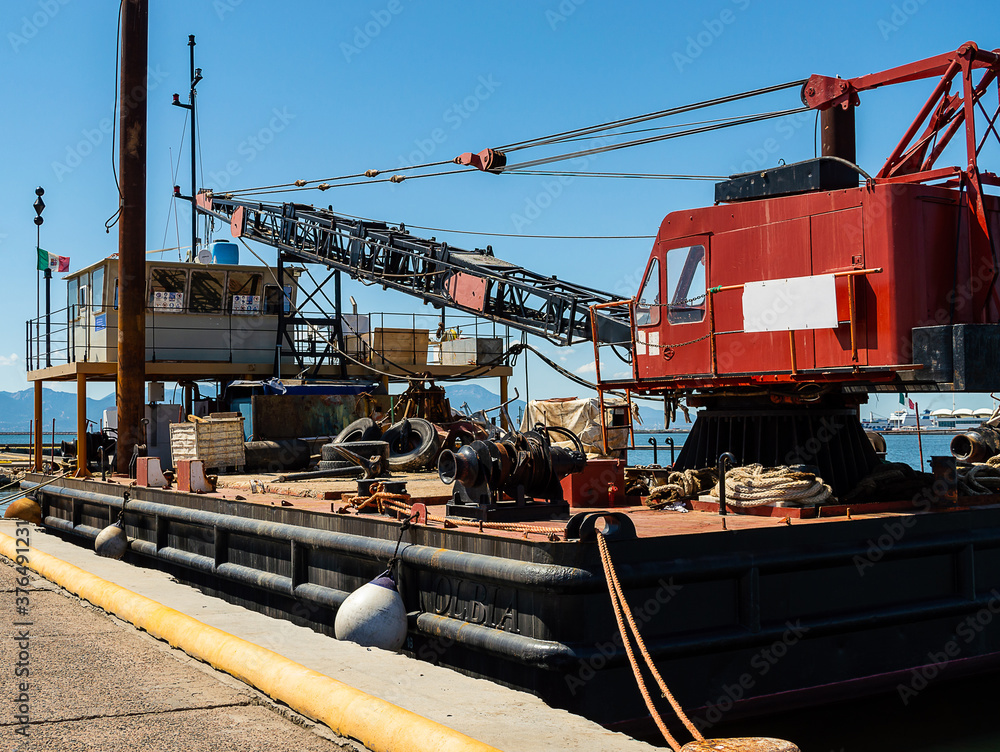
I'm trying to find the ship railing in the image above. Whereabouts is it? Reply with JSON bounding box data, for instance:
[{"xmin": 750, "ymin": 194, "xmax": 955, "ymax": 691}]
[
  {"xmin": 24, "ymin": 303, "xmax": 308, "ymax": 368},
  {"xmin": 588, "ymin": 298, "xmax": 638, "ymax": 456},
  {"xmin": 25, "ymin": 306, "xmax": 72, "ymax": 371},
  {"xmin": 287, "ymin": 310, "xmax": 512, "ymax": 370},
  {"xmin": 704, "ymin": 267, "xmax": 882, "ymax": 376},
  {"xmin": 25, "ymin": 306, "xmax": 514, "ymax": 372}
]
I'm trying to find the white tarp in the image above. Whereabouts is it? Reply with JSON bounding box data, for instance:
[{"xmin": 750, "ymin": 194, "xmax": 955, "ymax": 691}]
[
  {"xmin": 742, "ymin": 274, "xmax": 838, "ymax": 332},
  {"xmin": 520, "ymin": 396, "xmax": 630, "ymax": 457}
]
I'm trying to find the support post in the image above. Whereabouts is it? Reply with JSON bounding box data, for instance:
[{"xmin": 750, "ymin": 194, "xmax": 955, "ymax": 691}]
[
  {"xmin": 44, "ymin": 268, "xmax": 52, "ymax": 368},
  {"xmin": 75, "ymin": 371, "xmax": 90, "ymax": 478},
  {"xmin": 821, "ymin": 103, "xmax": 857, "ymax": 164},
  {"xmin": 188, "ymin": 34, "xmax": 198, "ymax": 261},
  {"xmin": 500, "ymin": 375, "xmax": 509, "ymax": 430},
  {"xmin": 115, "ymin": 0, "xmax": 148, "ymax": 474},
  {"xmin": 33, "ymin": 381, "xmax": 43, "ymax": 472}
]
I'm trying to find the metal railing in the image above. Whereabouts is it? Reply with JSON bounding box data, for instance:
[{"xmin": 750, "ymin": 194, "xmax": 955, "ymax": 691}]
[{"xmin": 27, "ymin": 305, "xmax": 513, "ymax": 373}]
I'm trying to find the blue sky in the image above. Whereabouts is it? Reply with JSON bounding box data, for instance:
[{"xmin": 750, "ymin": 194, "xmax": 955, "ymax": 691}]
[{"xmin": 1, "ymin": 0, "xmax": 998, "ymax": 418}]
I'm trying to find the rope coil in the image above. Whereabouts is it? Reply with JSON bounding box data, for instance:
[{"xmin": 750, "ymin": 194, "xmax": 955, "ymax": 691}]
[{"xmin": 710, "ymin": 464, "xmax": 833, "ymax": 507}]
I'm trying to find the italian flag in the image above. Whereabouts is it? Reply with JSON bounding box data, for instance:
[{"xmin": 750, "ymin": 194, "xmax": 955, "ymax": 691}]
[{"xmin": 37, "ymin": 248, "xmax": 69, "ymax": 272}]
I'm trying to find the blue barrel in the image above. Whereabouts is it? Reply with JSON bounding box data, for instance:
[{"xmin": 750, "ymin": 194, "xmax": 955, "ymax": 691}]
[{"xmin": 211, "ymin": 240, "xmax": 240, "ymax": 265}]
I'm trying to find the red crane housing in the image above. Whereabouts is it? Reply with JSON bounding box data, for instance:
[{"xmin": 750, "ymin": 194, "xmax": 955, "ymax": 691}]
[{"xmin": 591, "ymin": 42, "xmax": 1000, "ymax": 493}]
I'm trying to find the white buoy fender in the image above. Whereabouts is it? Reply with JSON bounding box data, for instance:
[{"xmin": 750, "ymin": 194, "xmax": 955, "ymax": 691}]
[
  {"xmin": 95, "ymin": 522, "xmax": 128, "ymax": 560},
  {"xmin": 334, "ymin": 570, "xmax": 408, "ymax": 651}
]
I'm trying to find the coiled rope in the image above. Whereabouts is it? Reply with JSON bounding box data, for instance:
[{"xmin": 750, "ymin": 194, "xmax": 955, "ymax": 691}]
[
  {"xmin": 596, "ymin": 531, "xmax": 702, "ymax": 751},
  {"xmin": 646, "ymin": 468, "xmax": 717, "ymax": 509},
  {"xmin": 710, "ymin": 464, "xmax": 833, "ymax": 507},
  {"xmin": 958, "ymin": 456, "xmax": 1000, "ymax": 495}
]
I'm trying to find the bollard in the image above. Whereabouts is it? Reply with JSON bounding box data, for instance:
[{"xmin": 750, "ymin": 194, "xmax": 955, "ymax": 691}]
[{"xmin": 718, "ymin": 452, "xmax": 735, "ymax": 516}]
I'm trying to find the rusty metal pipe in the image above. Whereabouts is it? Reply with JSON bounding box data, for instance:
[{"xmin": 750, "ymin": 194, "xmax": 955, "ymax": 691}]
[{"xmin": 951, "ymin": 424, "xmax": 1000, "ymax": 463}]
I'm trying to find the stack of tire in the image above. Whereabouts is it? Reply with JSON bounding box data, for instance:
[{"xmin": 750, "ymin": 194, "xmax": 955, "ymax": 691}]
[{"xmin": 318, "ymin": 417, "xmax": 440, "ymax": 473}]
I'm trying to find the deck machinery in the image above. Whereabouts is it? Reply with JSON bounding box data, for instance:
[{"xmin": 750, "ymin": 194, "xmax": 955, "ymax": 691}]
[{"xmin": 589, "ymin": 42, "xmax": 1000, "ymax": 495}]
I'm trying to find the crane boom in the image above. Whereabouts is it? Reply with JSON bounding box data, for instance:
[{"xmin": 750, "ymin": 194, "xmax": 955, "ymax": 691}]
[{"xmin": 195, "ymin": 193, "xmax": 631, "ymax": 346}]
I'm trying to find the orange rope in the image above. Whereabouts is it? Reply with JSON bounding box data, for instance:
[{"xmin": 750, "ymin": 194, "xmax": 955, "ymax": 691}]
[{"xmin": 596, "ymin": 532, "xmax": 702, "ymax": 751}]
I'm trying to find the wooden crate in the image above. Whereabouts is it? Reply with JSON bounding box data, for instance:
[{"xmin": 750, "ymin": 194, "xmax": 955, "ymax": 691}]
[
  {"xmin": 440, "ymin": 337, "xmax": 504, "ymax": 366},
  {"xmin": 169, "ymin": 416, "xmax": 245, "ymax": 472},
  {"xmin": 363, "ymin": 328, "xmax": 429, "ymax": 366}
]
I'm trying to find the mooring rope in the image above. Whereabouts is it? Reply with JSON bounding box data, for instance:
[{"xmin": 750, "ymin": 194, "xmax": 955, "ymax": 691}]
[
  {"xmin": 958, "ymin": 460, "xmax": 1000, "ymax": 495},
  {"xmin": 596, "ymin": 531, "xmax": 702, "ymax": 751},
  {"xmin": 710, "ymin": 464, "xmax": 833, "ymax": 506}
]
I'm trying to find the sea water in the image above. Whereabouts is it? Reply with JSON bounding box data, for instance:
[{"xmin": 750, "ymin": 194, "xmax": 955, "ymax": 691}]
[{"xmin": 629, "ymin": 431, "xmax": 952, "ymax": 472}]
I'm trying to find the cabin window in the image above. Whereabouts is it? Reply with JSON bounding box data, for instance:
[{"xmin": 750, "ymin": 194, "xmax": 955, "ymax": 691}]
[
  {"xmin": 67, "ymin": 277, "xmax": 80, "ymax": 321},
  {"xmin": 189, "ymin": 269, "xmax": 225, "ymax": 313},
  {"xmin": 92, "ymin": 267, "xmax": 105, "ymax": 310},
  {"xmin": 665, "ymin": 245, "xmax": 706, "ymax": 324},
  {"xmin": 79, "ymin": 284, "xmax": 89, "ymax": 319},
  {"xmin": 148, "ymin": 268, "xmax": 187, "ymax": 312},
  {"xmin": 635, "ymin": 258, "xmax": 660, "ymax": 327},
  {"xmin": 227, "ymin": 271, "xmax": 262, "ymax": 314},
  {"xmin": 263, "ymin": 283, "xmax": 293, "ymax": 315}
]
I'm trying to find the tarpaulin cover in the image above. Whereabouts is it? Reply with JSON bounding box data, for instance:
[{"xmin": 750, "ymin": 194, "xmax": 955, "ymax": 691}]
[{"xmin": 520, "ymin": 396, "xmax": 630, "ymax": 457}]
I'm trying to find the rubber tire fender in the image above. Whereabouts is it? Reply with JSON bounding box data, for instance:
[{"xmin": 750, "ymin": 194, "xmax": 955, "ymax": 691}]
[
  {"xmin": 332, "ymin": 418, "xmax": 382, "ymax": 447},
  {"xmin": 321, "ymin": 440, "xmax": 390, "ymax": 463},
  {"xmin": 317, "ymin": 459, "xmax": 361, "ymax": 471},
  {"xmin": 382, "ymin": 418, "xmax": 440, "ymax": 471}
]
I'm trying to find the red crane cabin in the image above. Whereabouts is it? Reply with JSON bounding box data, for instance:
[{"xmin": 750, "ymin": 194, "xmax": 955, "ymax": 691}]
[
  {"xmin": 599, "ymin": 42, "xmax": 1000, "ymax": 399},
  {"xmin": 632, "ymin": 180, "xmax": 1000, "ymax": 390}
]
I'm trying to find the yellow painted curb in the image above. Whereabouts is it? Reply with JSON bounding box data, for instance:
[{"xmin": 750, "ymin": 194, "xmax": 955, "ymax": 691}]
[{"xmin": 0, "ymin": 533, "xmax": 499, "ymax": 752}]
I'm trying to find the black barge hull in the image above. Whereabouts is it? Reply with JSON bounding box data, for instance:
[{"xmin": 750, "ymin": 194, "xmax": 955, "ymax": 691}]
[{"xmin": 26, "ymin": 475, "xmax": 1000, "ymax": 732}]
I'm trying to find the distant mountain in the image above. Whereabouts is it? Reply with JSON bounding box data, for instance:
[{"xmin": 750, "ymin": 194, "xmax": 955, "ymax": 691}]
[
  {"xmin": 445, "ymin": 384, "xmax": 527, "ymax": 425},
  {"xmin": 0, "ymin": 388, "xmax": 116, "ymax": 432},
  {"xmin": 444, "ymin": 384, "xmax": 665, "ymax": 429}
]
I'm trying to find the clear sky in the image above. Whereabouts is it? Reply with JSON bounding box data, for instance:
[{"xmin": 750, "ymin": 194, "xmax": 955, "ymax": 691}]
[{"xmin": 1, "ymin": 0, "xmax": 998, "ymax": 419}]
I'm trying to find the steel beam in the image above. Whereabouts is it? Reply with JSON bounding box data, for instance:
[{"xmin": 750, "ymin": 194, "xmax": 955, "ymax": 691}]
[{"xmin": 115, "ymin": 0, "xmax": 148, "ymax": 473}]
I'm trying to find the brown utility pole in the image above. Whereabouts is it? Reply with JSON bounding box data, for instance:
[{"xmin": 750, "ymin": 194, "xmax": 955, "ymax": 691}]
[{"xmin": 116, "ymin": 0, "xmax": 148, "ymax": 473}]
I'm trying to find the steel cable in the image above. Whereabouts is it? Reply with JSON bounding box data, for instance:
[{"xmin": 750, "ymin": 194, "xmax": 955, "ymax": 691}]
[{"xmin": 497, "ymin": 79, "xmax": 809, "ymax": 151}]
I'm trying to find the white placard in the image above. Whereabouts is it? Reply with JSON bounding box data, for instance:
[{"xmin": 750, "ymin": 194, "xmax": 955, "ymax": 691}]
[
  {"xmin": 232, "ymin": 294, "xmax": 261, "ymax": 315},
  {"xmin": 742, "ymin": 274, "xmax": 838, "ymax": 332},
  {"xmin": 153, "ymin": 290, "xmax": 184, "ymax": 311}
]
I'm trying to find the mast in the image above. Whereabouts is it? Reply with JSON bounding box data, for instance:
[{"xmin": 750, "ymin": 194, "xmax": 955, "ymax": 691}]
[{"xmin": 116, "ymin": 0, "xmax": 148, "ymax": 473}]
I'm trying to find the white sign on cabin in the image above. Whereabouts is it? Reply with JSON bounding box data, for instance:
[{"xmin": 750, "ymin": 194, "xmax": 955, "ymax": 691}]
[
  {"xmin": 232, "ymin": 294, "xmax": 261, "ymax": 315},
  {"xmin": 742, "ymin": 274, "xmax": 838, "ymax": 332},
  {"xmin": 153, "ymin": 291, "xmax": 184, "ymax": 311}
]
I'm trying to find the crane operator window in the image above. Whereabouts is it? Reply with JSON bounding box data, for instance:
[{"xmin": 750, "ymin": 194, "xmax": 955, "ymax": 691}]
[
  {"xmin": 635, "ymin": 258, "xmax": 660, "ymax": 327},
  {"xmin": 665, "ymin": 245, "xmax": 706, "ymax": 324}
]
